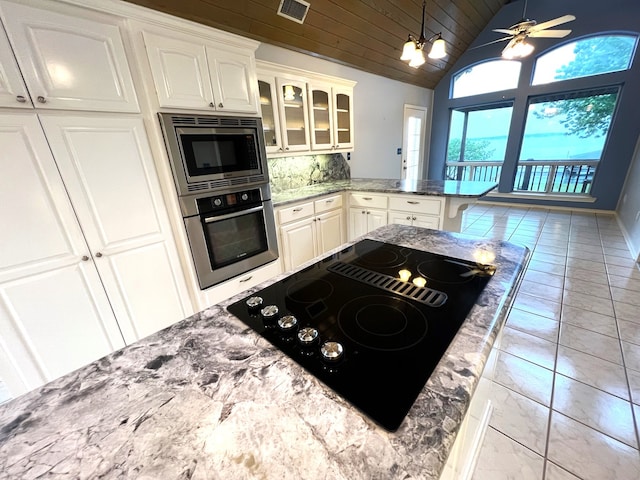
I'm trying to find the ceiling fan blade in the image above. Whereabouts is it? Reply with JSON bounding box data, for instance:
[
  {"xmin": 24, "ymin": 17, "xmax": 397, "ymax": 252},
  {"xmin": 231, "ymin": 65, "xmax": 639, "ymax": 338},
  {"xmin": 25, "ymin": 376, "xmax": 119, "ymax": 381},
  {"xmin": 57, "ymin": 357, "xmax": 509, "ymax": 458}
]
[
  {"xmin": 529, "ymin": 14, "xmax": 576, "ymax": 32},
  {"xmin": 529, "ymin": 29, "xmax": 572, "ymax": 38},
  {"xmin": 468, "ymin": 36, "xmax": 514, "ymax": 50},
  {"xmin": 493, "ymin": 28, "xmax": 518, "ymax": 35}
]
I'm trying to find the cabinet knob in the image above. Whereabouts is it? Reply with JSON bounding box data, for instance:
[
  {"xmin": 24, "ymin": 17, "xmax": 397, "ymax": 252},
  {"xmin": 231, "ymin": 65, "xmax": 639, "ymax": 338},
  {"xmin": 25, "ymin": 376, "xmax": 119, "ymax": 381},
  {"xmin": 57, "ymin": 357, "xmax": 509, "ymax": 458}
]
[
  {"xmin": 209, "ymin": 102, "xmax": 214, "ymax": 108},
  {"xmin": 335, "ymin": 144, "xmax": 340, "ymax": 148},
  {"xmin": 37, "ymin": 96, "xmax": 46, "ymax": 103},
  {"xmin": 413, "ymin": 216, "xmax": 417, "ymax": 220},
  {"xmin": 81, "ymin": 255, "xmax": 90, "ymax": 261},
  {"xmin": 218, "ymin": 103, "xmax": 223, "ymax": 108},
  {"xmin": 278, "ymin": 147, "xmax": 284, "ymax": 151},
  {"xmin": 285, "ymin": 147, "xmax": 290, "ymax": 151},
  {"xmin": 361, "ymin": 210, "xmax": 365, "ymax": 214},
  {"xmin": 406, "ymin": 216, "xmax": 411, "ymax": 220},
  {"xmin": 16, "ymin": 95, "xmax": 27, "ymax": 103},
  {"xmin": 95, "ymin": 252, "xmax": 103, "ymax": 258},
  {"xmin": 366, "ymin": 211, "xmax": 370, "ymax": 215}
]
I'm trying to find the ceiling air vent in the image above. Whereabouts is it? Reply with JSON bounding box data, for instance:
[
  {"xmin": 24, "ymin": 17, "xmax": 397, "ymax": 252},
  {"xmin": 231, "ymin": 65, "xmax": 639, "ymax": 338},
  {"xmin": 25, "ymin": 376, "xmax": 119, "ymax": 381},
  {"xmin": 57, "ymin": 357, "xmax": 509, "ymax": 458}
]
[{"xmin": 277, "ymin": 0, "xmax": 310, "ymax": 24}]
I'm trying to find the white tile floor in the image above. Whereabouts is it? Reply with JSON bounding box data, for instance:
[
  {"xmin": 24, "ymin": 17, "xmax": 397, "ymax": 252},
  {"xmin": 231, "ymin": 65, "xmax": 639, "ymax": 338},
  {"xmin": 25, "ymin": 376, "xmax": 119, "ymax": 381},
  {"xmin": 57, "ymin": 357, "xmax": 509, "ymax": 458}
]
[{"xmin": 464, "ymin": 203, "xmax": 640, "ymax": 480}]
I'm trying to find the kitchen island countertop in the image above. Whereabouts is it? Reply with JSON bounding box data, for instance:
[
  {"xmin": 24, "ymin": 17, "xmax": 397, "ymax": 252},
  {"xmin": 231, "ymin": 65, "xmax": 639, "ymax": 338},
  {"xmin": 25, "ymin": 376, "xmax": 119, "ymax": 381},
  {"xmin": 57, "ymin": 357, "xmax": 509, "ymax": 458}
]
[
  {"xmin": 271, "ymin": 178, "xmax": 498, "ymax": 207},
  {"xmin": 0, "ymin": 224, "xmax": 528, "ymax": 480}
]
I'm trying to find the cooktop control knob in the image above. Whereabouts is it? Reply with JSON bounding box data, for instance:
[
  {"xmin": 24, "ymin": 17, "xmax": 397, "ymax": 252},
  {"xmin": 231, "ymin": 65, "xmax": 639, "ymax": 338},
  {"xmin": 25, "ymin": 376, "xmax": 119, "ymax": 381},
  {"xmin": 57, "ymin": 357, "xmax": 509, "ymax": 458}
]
[
  {"xmin": 241, "ymin": 193, "xmax": 249, "ymax": 201},
  {"xmin": 260, "ymin": 304, "xmax": 279, "ymax": 322},
  {"xmin": 213, "ymin": 197, "xmax": 223, "ymax": 207},
  {"xmin": 297, "ymin": 327, "xmax": 319, "ymax": 346},
  {"xmin": 320, "ymin": 341, "xmax": 344, "ymax": 362},
  {"xmin": 277, "ymin": 314, "xmax": 298, "ymax": 332},
  {"xmin": 246, "ymin": 296, "xmax": 263, "ymax": 313}
]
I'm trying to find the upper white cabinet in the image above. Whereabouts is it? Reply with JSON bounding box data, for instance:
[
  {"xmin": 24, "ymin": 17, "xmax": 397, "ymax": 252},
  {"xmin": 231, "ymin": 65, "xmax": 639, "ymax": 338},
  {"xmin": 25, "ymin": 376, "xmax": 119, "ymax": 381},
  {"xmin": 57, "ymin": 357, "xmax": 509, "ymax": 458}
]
[
  {"xmin": 256, "ymin": 60, "xmax": 356, "ymax": 157},
  {"xmin": 0, "ymin": 0, "xmax": 139, "ymax": 112},
  {"xmin": 0, "ymin": 22, "xmax": 31, "ymax": 108},
  {"xmin": 308, "ymin": 81, "xmax": 354, "ymax": 151},
  {"xmin": 141, "ymin": 28, "xmax": 259, "ymax": 114}
]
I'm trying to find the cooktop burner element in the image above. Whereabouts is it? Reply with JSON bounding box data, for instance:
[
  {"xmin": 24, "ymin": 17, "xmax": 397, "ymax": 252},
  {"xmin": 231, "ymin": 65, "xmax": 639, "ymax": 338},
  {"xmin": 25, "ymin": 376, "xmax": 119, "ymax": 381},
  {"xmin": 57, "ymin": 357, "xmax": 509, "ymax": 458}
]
[{"xmin": 227, "ymin": 239, "xmax": 495, "ymax": 431}]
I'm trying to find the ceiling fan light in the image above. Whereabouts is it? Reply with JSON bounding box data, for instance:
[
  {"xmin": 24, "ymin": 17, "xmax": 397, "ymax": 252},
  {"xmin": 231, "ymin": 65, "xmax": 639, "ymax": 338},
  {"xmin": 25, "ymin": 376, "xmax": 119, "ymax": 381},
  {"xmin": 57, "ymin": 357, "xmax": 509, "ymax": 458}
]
[
  {"xmin": 401, "ymin": 37, "xmax": 416, "ymax": 61},
  {"xmin": 408, "ymin": 48, "xmax": 426, "ymax": 68},
  {"xmin": 428, "ymin": 36, "xmax": 447, "ymax": 59},
  {"xmin": 502, "ymin": 39, "xmax": 535, "ymax": 59}
]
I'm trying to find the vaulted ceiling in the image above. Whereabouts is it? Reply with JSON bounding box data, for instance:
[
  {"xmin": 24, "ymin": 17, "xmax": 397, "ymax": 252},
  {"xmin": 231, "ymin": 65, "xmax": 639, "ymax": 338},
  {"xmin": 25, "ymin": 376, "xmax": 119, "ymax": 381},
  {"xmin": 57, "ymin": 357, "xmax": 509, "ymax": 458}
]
[{"xmin": 124, "ymin": 0, "xmax": 510, "ymax": 89}]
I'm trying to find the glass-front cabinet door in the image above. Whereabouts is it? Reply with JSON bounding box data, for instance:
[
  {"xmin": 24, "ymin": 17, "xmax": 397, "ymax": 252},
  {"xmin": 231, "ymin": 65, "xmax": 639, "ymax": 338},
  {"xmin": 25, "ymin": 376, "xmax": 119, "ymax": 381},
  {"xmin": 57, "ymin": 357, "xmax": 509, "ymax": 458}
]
[
  {"xmin": 333, "ymin": 87, "xmax": 354, "ymax": 150},
  {"xmin": 257, "ymin": 76, "xmax": 282, "ymax": 154},
  {"xmin": 276, "ymin": 78, "xmax": 310, "ymax": 152},
  {"xmin": 308, "ymin": 83, "xmax": 334, "ymax": 150}
]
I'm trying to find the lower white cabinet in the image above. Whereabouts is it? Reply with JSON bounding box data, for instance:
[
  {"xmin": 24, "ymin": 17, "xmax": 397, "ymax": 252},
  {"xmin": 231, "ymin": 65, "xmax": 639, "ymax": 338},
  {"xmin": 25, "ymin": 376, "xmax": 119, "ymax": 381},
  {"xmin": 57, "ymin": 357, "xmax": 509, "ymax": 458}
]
[
  {"xmin": 0, "ymin": 112, "xmax": 190, "ymax": 398},
  {"xmin": 348, "ymin": 192, "xmax": 389, "ymax": 240},
  {"xmin": 388, "ymin": 211, "xmax": 440, "ymax": 229},
  {"xmin": 277, "ymin": 194, "xmax": 345, "ymax": 271}
]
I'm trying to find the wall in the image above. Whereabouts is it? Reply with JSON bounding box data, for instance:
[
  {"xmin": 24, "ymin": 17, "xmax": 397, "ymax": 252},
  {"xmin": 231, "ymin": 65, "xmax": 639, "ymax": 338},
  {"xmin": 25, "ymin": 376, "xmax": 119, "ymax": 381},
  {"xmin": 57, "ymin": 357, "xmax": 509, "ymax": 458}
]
[
  {"xmin": 428, "ymin": 0, "xmax": 640, "ymax": 211},
  {"xmin": 617, "ymin": 135, "xmax": 640, "ymax": 259},
  {"xmin": 256, "ymin": 43, "xmax": 433, "ymax": 179}
]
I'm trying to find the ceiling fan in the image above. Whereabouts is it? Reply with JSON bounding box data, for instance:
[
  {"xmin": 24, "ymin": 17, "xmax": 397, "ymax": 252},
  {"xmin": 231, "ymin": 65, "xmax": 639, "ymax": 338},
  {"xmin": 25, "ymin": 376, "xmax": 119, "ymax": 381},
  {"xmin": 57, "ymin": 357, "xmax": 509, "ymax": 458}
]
[{"xmin": 477, "ymin": 0, "xmax": 576, "ymax": 59}]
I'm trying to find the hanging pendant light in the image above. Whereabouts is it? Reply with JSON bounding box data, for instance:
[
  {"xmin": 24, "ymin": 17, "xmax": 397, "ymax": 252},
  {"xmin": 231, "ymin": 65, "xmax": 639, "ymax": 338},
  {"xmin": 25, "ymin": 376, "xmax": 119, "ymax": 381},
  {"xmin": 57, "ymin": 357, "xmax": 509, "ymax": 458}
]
[{"xmin": 400, "ymin": 1, "xmax": 447, "ymax": 68}]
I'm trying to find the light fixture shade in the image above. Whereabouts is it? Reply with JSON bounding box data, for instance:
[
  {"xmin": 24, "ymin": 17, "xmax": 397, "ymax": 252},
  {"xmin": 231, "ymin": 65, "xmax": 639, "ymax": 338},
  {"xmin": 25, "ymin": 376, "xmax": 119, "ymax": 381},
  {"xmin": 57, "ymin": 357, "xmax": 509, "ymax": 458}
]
[
  {"xmin": 428, "ymin": 36, "xmax": 446, "ymax": 59},
  {"xmin": 408, "ymin": 48, "xmax": 426, "ymax": 68},
  {"xmin": 401, "ymin": 38, "xmax": 416, "ymax": 61},
  {"xmin": 283, "ymin": 84, "xmax": 295, "ymax": 101},
  {"xmin": 502, "ymin": 39, "xmax": 534, "ymax": 59}
]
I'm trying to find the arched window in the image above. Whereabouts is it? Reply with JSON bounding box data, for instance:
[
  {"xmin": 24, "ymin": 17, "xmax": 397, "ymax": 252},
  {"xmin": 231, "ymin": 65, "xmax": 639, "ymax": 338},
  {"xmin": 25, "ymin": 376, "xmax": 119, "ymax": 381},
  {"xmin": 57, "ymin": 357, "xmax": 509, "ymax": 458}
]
[
  {"xmin": 451, "ymin": 60, "xmax": 521, "ymax": 98},
  {"xmin": 532, "ymin": 34, "xmax": 637, "ymax": 86}
]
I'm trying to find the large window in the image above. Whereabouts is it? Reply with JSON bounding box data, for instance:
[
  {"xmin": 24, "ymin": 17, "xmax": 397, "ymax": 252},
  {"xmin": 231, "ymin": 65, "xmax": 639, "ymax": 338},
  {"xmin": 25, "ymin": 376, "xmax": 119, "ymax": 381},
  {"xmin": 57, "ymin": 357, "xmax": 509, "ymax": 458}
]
[
  {"xmin": 532, "ymin": 35, "xmax": 637, "ymax": 86},
  {"xmin": 446, "ymin": 104, "xmax": 513, "ymax": 182},
  {"xmin": 445, "ymin": 33, "xmax": 637, "ymax": 196},
  {"xmin": 452, "ymin": 60, "xmax": 521, "ymax": 98}
]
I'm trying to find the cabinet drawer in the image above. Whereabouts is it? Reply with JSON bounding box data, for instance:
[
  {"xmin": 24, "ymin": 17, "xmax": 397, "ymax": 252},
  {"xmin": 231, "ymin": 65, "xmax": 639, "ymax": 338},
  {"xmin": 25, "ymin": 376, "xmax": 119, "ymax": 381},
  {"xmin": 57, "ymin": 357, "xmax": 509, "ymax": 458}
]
[
  {"xmin": 314, "ymin": 194, "xmax": 343, "ymax": 214},
  {"xmin": 388, "ymin": 196, "xmax": 442, "ymax": 215},
  {"xmin": 278, "ymin": 201, "xmax": 314, "ymax": 224},
  {"xmin": 349, "ymin": 193, "xmax": 388, "ymax": 209}
]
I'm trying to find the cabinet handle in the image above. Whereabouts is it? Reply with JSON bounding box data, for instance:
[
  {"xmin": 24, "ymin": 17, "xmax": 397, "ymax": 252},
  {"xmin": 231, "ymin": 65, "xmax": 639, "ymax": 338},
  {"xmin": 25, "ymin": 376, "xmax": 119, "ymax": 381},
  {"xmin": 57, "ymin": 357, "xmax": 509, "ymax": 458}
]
[
  {"xmin": 292, "ymin": 207, "xmax": 303, "ymax": 212},
  {"xmin": 81, "ymin": 255, "xmax": 90, "ymax": 261},
  {"xmin": 407, "ymin": 200, "xmax": 419, "ymax": 205},
  {"xmin": 95, "ymin": 252, "xmax": 103, "ymax": 258},
  {"xmin": 325, "ymin": 199, "xmax": 334, "ymax": 203},
  {"xmin": 218, "ymin": 103, "xmax": 223, "ymax": 108},
  {"xmin": 16, "ymin": 95, "xmax": 27, "ymax": 103},
  {"xmin": 239, "ymin": 275, "xmax": 253, "ymax": 283},
  {"xmin": 362, "ymin": 197, "xmax": 372, "ymax": 201},
  {"xmin": 209, "ymin": 102, "xmax": 214, "ymax": 108},
  {"xmin": 37, "ymin": 96, "xmax": 46, "ymax": 103}
]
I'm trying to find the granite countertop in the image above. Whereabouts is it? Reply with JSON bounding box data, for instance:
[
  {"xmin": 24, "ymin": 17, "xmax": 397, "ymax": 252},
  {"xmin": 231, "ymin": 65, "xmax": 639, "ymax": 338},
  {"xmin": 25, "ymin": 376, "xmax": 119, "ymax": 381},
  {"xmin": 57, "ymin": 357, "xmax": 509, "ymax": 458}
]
[
  {"xmin": 0, "ymin": 225, "xmax": 528, "ymax": 480},
  {"xmin": 271, "ymin": 178, "xmax": 498, "ymax": 206}
]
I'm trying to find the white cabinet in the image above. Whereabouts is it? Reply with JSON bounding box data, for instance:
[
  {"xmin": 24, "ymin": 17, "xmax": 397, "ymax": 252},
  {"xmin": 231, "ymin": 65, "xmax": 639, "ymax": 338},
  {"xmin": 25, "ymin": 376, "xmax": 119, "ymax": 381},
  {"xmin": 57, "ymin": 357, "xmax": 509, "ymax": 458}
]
[
  {"xmin": 277, "ymin": 194, "xmax": 345, "ymax": 271},
  {"xmin": 0, "ymin": 0, "xmax": 139, "ymax": 112},
  {"xmin": 256, "ymin": 60, "xmax": 355, "ymax": 156},
  {"xmin": 0, "ymin": 22, "xmax": 31, "ymax": 108},
  {"xmin": 308, "ymin": 81, "xmax": 355, "ymax": 151},
  {"xmin": 348, "ymin": 193, "xmax": 388, "ymax": 240},
  {"xmin": 0, "ymin": 113, "xmax": 126, "ymax": 397},
  {"xmin": 276, "ymin": 77, "xmax": 311, "ymax": 152},
  {"xmin": 0, "ymin": 113, "xmax": 191, "ymax": 398},
  {"xmin": 141, "ymin": 28, "xmax": 258, "ymax": 113},
  {"xmin": 388, "ymin": 195, "xmax": 443, "ymax": 229}
]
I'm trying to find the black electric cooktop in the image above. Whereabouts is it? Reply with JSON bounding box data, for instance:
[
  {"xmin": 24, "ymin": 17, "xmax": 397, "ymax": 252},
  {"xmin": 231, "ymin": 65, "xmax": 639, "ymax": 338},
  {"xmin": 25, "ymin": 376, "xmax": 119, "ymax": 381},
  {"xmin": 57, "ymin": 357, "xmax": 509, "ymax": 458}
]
[{"xmin": 227, "ymin": 239, "xmax": 496, "ymax": 431}]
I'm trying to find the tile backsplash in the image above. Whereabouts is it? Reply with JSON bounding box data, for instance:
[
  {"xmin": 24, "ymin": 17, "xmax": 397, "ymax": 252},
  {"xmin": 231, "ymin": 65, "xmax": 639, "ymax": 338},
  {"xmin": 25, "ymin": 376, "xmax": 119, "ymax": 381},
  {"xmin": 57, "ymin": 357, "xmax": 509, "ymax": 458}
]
[{"xmin": 268, "ymin": 153, "xmax": 350, "ymax": 193}]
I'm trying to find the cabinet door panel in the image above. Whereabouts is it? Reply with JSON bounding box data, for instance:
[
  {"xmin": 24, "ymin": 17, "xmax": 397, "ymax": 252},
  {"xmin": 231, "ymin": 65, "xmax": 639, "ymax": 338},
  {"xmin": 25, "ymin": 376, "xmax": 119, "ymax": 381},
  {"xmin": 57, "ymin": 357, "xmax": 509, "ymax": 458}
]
[
  {"xmin": 280, "ymin": 218, "xmax": 316, "ymax": 271},
  {"xmin": 368, "ymin": 210, "xmax": 388, "ymax": 232},
  {"xmin": 388, "ymin": 211, "xmax": 413, "ymax": 226},
  {"xmin": 0, "ymin": 1, "xmax": 139, "ymax": 112},
  {"xmin": 208, "ymin": 48, "xmax": 258, "ymax": 113},
  {"xmin": 0, "ymin": 23, "xmax": 31, "ymax": 108},
  {"xmin": 0, "ymin": 113, "xmax": 124, "ymax": 398},
  {"xmin": 348, "ymin": 208, "xmax": 368, "ymax": 241},
  {"xmin": 40, "ymin": 115, "xmax": 190, "ymax": 344},
  {"xmin": 143, "ymin": 31, "xmax": 213, "ymax": 109},
  {"xmin": 316, "ymin": 210, "xmax": 344, "ymax": 255}
]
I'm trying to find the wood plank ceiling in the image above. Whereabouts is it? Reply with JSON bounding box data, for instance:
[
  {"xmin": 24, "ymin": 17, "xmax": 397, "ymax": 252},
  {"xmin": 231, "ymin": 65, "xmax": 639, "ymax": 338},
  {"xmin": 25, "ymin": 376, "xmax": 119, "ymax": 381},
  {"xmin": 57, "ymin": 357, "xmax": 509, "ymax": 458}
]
[{"xmin": 124, "ymin": 0, "xmax": 509, "ymax": 89}]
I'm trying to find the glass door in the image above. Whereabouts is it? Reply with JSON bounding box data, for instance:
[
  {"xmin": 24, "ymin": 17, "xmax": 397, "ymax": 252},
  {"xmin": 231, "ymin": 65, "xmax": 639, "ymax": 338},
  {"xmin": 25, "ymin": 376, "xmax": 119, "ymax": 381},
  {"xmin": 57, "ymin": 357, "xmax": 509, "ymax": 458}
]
[
  {"xmin": 309, "ymin": 84, "xmax": 333, "ymax": 150},
  {"xmin": 333, "ymin": 88, "xmax": 354, "ymax": 149},
  {"xmin": 276, "ymin": 78, "xmax": 310, "ymax": 152},
  {"xmin": 257, "ymin": 77, "xmax": 282, "ymax": 154}
]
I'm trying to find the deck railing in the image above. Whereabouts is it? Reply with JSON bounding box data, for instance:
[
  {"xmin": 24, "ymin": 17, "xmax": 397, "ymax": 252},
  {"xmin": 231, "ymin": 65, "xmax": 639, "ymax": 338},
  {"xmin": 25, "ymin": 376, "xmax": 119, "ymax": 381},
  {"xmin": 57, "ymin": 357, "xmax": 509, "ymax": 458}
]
[{"xmin": 446, "ymin": 160, "xmax": 598, "ymax": 194}]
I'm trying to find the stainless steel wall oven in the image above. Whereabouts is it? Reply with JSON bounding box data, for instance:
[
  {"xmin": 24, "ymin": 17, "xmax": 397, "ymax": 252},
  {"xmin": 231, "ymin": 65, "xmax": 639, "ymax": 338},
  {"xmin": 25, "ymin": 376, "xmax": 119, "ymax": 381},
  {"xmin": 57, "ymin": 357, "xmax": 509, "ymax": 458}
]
[{"xmin": 159, "ymin": 113, "xmax": 278, "ymax": 290}]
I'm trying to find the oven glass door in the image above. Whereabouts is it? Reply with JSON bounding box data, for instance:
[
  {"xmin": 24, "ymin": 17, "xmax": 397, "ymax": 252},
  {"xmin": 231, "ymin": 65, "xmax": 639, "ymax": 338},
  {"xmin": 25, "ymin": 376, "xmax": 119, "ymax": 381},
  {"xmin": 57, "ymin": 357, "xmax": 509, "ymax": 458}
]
[
  {"xmin": 177, "ymin": 128, "xmax": 260, "ymax": 179},
  {"xmin": 203, "ymin": 205, "xmax": 269, "ymax": 270}
]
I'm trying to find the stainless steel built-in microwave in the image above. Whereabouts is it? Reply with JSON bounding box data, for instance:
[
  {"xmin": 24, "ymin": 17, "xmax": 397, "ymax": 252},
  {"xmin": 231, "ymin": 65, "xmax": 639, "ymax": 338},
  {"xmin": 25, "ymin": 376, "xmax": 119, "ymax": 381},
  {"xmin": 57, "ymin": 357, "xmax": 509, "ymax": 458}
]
[{"xmin": 158, "ymin": 113, "xmax": 269, "ymax": 197}]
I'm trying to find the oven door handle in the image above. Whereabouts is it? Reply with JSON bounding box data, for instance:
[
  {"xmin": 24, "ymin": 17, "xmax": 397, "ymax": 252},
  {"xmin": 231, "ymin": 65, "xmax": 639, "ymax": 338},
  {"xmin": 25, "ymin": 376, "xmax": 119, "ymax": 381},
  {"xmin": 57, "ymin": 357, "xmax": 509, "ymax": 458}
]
[{"xmin": 203, "ymin": 205, "xmax": 264, "ymax": 223}]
